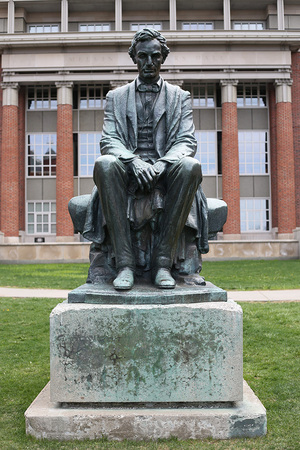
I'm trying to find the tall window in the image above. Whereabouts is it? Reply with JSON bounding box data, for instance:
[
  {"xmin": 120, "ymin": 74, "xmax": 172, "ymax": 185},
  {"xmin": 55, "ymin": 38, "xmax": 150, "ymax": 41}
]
[
  {"xmin": 27, "ymin": 134, "xmax": 57, "ymax": 177},
  {"xmin": 79, "ymin": 23, "xmax": 111, "ymax": 32},
  {"xmin": 182, "ymin": 22, "xmax": 214, "ymax": 31},
  {"xmin": 27, "ymin": 201, "xmax": 56, "ymax": 235},
  {"xmin": 237, "ymin": 84, "xmax": 267, "ymax": 108},
  {"xmin": 233, "ymin": 22, "xmax": 265, "ymax": 30},
  {"xmin": 195, "ymin": 131, "xmax": 217, "ymax": 175},
  {"xmin": 240, "ymin": 199, "xmax": 270, "ymax": 232},
  {"xmin": 239, "ymin": 131, "xmax": 268, "ymax": 175},
  {"xmin": 28, "ymin": 24, "xmax": 59, "ymax": 33},
  {"xmin": 79, "ymin": 133, "xmax": 101, "ymax": 176},
  {"xmin": 79, "ymin": 85, "xmax": 109, "ymax": 109},
  {"xmin": 131, "ymin": 23, "xmax": 162, "ymax": 31},
  {"xmin": 27, "ymin": 86, "xmax": 57, "ymax": 110},
  {"xmin": 185, "ymin": 84, "xmax": 215, "ymax": 108}
]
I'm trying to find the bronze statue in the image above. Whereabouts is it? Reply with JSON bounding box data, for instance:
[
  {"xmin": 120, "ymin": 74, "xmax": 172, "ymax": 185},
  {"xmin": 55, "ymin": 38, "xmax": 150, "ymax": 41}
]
[{"xmin": 69, "ymin": 29, "xmax": 222, "ymax": 291}]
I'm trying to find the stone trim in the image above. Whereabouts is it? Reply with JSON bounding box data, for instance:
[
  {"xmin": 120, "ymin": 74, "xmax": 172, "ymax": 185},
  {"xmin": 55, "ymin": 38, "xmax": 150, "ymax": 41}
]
[
  {"xmin": 55, "ymin": 81, "xmax": 73, "ymax": 105},
  {"xmin": 1, "ymin": 82, "xmax": 19, "ymax": 106},
  {"xmin": 220, "ymin": 79, "xmax": 239, "ymax": 104},
  {"xmin": 275, "ymin": 79, "xmax": 293, "ymax": 103}
]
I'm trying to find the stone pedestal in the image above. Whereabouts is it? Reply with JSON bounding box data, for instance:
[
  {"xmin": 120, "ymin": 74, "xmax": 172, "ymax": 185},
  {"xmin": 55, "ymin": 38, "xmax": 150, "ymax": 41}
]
[
  {"xmin": 68, "ymin": 281, "xmax": 227, "ymax": 304},
  {"xmin": 25, "ymin": 283, "xmax": 267, "ymax": 440},
  {"xmin": 50, "ymin": 299, "xmax": 242, "ymax": 403},
  {"xmin": 25, "ymin": 381, "xmax": 267, "ymax": 441}
]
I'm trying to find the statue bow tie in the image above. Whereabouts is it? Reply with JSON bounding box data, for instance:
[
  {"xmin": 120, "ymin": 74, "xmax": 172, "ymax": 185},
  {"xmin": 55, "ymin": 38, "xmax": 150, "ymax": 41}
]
[{"xmin": 137, "ymin": 83, "xmax": 160, "ymax": 93}]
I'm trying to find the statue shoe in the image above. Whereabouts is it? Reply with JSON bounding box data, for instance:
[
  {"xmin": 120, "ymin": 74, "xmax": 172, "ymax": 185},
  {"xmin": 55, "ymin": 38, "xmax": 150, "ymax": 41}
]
[
  {"xmin": 113, "ymin": 267, "xmax": 134, "ymax": 290},
  {"xmin": 154, "ymin": 268, "xmax": 176, "ymax": 289}
]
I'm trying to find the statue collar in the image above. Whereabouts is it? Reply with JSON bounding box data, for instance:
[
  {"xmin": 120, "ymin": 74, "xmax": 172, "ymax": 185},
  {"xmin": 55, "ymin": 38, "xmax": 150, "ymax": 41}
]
[{"xmin": 136, "ymin": 77, "xmax": 162, "ymax": 92}]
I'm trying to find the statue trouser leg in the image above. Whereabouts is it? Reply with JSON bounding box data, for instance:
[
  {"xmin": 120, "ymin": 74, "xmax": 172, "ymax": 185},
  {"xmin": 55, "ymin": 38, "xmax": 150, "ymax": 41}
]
[
  {"xmin": 93, "ymin": 155, "xmax": 135, "ymax": 271},
  {"xmin": 152, "ymin": 157, "xmax": 202, "ymax": 271}
]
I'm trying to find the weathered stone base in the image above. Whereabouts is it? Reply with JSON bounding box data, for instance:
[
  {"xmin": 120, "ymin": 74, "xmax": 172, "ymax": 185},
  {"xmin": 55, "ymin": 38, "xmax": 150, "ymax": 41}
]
[
  {"xmin": 50, "ymin": 300, "xmax": 242, "ymax": 403},
  {"xmin": 68, "ymin": 281, "xmax": 227, "ymax": 304},
  {"xmin": 25, "ymin": 380, "xmax": 267, "ymax": 441}
]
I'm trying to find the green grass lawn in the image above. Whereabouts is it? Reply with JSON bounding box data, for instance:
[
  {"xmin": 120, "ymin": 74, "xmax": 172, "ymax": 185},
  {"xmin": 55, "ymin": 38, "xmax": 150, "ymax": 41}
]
[
  {"xmin": 0, "ymin": 259, "xmax": 299, "ymax": 291},
  {"xmin": 0, "ymin": 298, "xmax": 299, "ymax": 449}
]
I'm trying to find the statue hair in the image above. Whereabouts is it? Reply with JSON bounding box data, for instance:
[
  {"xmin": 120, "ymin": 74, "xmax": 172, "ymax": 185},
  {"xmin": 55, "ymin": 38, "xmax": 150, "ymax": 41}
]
[{"xmin": 128, "ymin": 28, "xmax": 170, "ymax": 63}]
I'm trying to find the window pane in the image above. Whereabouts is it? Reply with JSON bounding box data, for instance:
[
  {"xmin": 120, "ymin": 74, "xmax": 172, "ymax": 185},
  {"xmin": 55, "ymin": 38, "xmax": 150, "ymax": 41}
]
[
  {"xmin": 27, "ymin": 201, "xmax": 56, "ymax": 235},
  {"xmin": 28, "ymin": 203, "xmax": 34, "ymax": 213},
  {"xmin": 27, "ymin": 134, "xmax": 57, "ymax": 177},
  {"xmin": 240, "ymin": 198, "xmax": 270, "ymax": 232}
]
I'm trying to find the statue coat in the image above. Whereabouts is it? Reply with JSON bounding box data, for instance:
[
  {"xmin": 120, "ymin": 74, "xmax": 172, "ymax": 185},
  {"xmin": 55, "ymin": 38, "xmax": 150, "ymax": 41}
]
[{"xmin": 82, "ymin": 79, "xmax": 209, "ymax": 255}]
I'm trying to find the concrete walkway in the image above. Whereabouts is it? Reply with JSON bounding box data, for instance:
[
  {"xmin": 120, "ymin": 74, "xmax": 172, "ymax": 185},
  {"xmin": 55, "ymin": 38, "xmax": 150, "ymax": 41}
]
[{"xmin": 0, "ymin": 286, "xmax": 299, "ymax": 301}]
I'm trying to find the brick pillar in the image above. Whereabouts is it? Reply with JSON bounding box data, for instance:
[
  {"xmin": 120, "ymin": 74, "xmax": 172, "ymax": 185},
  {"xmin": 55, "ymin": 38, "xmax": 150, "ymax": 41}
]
[
  {"xmin": 18, "ymin": 87, "xmax": 26, "ymax": 231},
  {"xmin": 0, "ymin": 82, "xmax": 19, "ymax": 240},
  {"xmin": 275, "ymin": 79, "xmax": 296, "ymax": 236},
  {"xmin": 0, "ymin": 66, "xmax": 2, "ymax": 235},
  {"xmin": 55, "ymin": 81, "xmax": 74, "ymax": 240},
  {"xmin": 220, "ymin": 79, "xmax": 240, "ymax": 237},
  {"xmin": 291, "ymin": 51, "xmax": 300, "ymax": 228},
  {"xmin": 269, "ymin": 84, "xmax": 278, "ymax": 229}
]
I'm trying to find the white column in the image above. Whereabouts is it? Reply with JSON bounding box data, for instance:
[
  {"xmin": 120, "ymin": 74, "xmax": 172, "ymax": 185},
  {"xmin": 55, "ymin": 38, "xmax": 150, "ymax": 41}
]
[
  {"xmin": 55, "ymin": 81, "xmax": 73, "ymax": 105},
  {"xmin": 169, "ymin": 0, "xmax": 177, "ymax": 31},
  {"xmin": 1, "ymin": 82, "xmax": 19, "ymax": 106},
  {"xmin": 7, "ymin": 0, "xmax": 15, "ymax": 34},
  {"xmin": 275, "ymin": 79, "xmax": 292, "ymax": 103},
  {"xmin": 277, "ymin": 0, "xmax": 285, "ymax": 31},
  {"xmin": 220, "ymin": 79, "xmax": 238, "ymax": 103},
  {"xmin": 223, "ymin": 0, "xmax": 231, "ymax": 31},
  {"xmin": 115, "ymin": 0, "xmax": 122, "ymax": 32},
  {"xmin": 61, "ymin": 0, "xmax": 68, "ymax": 33}
]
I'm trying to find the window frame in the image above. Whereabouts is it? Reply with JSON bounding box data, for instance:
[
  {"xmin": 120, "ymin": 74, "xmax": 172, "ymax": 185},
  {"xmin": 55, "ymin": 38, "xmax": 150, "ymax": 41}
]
[
  {"xmin": 78, "ymin": 132, "xmax": 102, "ymax": 177},
  {"xmin": 237, "ymin": 83, "xmax": 267, "ymax": 108},
  {"xmin": 78, "ymin": 84, "xmax": 110, "ymax": 110},
  {"xmin": 240, "ymin": 198, "xmax": 271, "ymax": 233},
  {"xmin": 26, "ymin": 201, "xmax": 56, "ymax": 235},
  {"xmin": 233, "ymin": 21, "xmax": 265, "ymax": 31},
  {"xmin": 28, "ymin": 24, "xmax": 60, "ymax": 33},
  {"xmin": 79, "ymin": 23, "xmax": 111, "ymax": 32},
  {"xmin": 27, "ymin": 133, "xmax": 57, "ymax": 178},
  {"xmin": 27, "ymin": 85, "xmax": 57, "ymax": 111},
  {"xmin": 238, "ymin": 130, "xmax": 269, "ymax": 175},
  {"xmin": 194, "ymin": 130, "xmax": 217, "ymax": 176},
  {"xmin": 182, "ymin": 22, "xmax": 214, "ymax": 31},
  {"xmin": 185, "ymin": 83, "xmax": 216, "ymax": 108},
  {"xmin": 130, "ymin": 23, "xmax": 162, "ymax": 31}
]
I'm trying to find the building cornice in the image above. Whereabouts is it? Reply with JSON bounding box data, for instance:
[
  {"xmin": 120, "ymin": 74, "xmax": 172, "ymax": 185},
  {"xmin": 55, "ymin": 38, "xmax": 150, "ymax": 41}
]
[
  {"xmin": 2, "ymin": 70, "xmax": 293, "ymax": 85},
  {"xmin": 0, "ymin": 31, "xmax": 299, "ymax": 50}
]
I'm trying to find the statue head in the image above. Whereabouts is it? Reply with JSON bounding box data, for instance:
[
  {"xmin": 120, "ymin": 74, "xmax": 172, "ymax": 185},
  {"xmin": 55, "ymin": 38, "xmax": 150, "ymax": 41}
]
[{"xmin": 128, "ymin": 28, "xmax": 170, "ymax": 64}]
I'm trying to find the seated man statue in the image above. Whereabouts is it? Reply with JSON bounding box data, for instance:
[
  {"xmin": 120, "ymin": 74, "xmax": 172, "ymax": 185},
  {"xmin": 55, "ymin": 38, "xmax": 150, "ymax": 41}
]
[{"xmin": 69, "ymin": 28, "xmax": 218, "ymax": 291}]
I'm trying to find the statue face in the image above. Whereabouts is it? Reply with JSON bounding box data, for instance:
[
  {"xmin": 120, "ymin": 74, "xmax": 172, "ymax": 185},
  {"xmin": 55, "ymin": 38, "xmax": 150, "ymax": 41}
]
[{"xmin": 135, "ymin": 39, "xmax": 163, "ymax": 84}]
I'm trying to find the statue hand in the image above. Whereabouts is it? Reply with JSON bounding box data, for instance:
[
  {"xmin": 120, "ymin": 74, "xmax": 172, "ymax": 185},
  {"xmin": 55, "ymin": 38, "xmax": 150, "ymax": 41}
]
[
  {"xmin": 129, "ymin": 159, "xmax": 157, "ymax": 192},
  {"xmin": 153, "ymin": 160, "xmax": 168, "ymax": 179}
]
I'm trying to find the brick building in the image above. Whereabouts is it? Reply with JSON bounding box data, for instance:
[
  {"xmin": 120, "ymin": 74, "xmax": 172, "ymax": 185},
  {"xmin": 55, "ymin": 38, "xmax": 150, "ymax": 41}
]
[{"xmin": 0, "ymin": 0, "xmax": 299, "ymax": 246}]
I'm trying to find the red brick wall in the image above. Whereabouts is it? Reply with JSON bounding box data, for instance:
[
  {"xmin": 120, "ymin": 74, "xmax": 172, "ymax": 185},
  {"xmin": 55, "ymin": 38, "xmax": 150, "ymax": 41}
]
[
  {"xmin": 276, "ymin": 101, "xmax": 296, "ymax": 234},
  {"xmin": 0, "ymin": 105, "xmax": 19, "ymax": 236},
  {"xmin": 0, "ymin": 63, "xmax": 2, "ymax": 232},
  {"xmin": 269, "ymin": 84, "xmax": 278, "ymax": 228},
  {"xmin": 56, "ymin": 103, "xmax": 74, "ymax": 236},
  {"xmin": 291, "ymin": 51, "xmax": 300, "ymax": 228},
  {"xmin": 18, "ymin": 87, "xmax": 26, "ymax": 231},
  {"xmin": 222, "ymin": 101, "xmax": 240, "ymax": 235}
]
